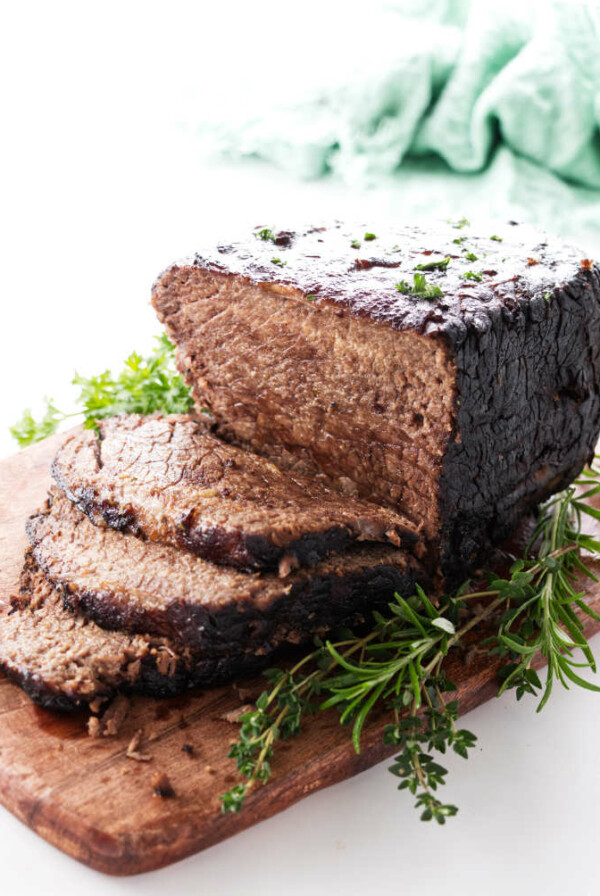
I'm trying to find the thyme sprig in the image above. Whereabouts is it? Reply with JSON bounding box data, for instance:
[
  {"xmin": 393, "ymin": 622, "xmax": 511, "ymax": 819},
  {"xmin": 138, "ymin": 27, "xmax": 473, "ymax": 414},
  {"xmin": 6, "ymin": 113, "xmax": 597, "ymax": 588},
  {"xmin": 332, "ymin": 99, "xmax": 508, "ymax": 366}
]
[
  {"xmin": 221, "ymin": 588, "xmax": 490, "ymax": 819},
  {"xmin": 221, "ymin": 463, "xmax": 600, "ymax": 822},
  {"xmin": 9, "ymin": 333, "xmax": 600, "ymax": 825}
]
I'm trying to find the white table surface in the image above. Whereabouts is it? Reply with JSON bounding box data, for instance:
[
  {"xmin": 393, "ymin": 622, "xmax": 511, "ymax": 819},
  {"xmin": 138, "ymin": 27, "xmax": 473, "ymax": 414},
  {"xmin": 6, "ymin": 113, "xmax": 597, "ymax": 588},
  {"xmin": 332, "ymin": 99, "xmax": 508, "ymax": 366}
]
[{"xmin": 2, "ymin": 3, "xmax": 600, "ymax": 893}]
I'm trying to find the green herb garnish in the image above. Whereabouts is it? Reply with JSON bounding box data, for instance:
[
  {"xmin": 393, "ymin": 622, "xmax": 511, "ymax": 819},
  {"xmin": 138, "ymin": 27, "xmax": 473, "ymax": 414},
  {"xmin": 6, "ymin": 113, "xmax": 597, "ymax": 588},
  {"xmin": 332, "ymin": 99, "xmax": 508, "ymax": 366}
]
[
  {"xmin": 10, "ymin": 401, "xmax": 64, "ymax": 449},
  {"xmin": 221, "ymin": 465, "xmax": 600, "ymax": 822},
  {"xmin": 452, "ymin": 237, "xmax": 466, "ymax": 245},
  {"xmin": 414, "ymin": 256, "xmax": 450, "ymax": 272},
  {"xmin": 462, "ymin": 271, "xmax": 483, "ymax": 282},
  {"xmin": 306, "ymin": 294, "xmax": 317, "ymax": 301},
  {"xmin": 451, "ymin": 217, "xmax": 470, "ymax": 230},
  {"xmin": 220, "ymin": 588, "xmax": 480, "ymax": 821},
  {"xmin": 351, "ymin": 240, "xmax": 361, "ymax": 249},
  {"xmin": 10, "ymin": 335, "xmax": 193, "ymax": 447},
  {"xmin": 271, "ymin": 257, "xmax": 286, "ymax": 267},
  {"xmin": 488, "ymin": 484, "xmax": 600, "ymax": 710},
  {"xmin": 364, "ymin": 232, "xmax": 376, "ymax": 241},
  {"xmin": 543, "ymin": 290, "xmax": 552, "ymax": 304},
  {"xmin": 490, "ymin": 235, "xmax": 503, "ymax": 242},
  {"xmin": 464, "ymin": 252, "xmax": 478, "ymax": 262},
  {"xmin": 11, "ymin": 323, "xmax": 600, "ymax": 829},
  {"xmin": 256, "ymin": 228, "xmax": 275, "ymax": 242},
  {"xmin": 396, "ymin": 273, "xmax": 444, "ymax": 299}
]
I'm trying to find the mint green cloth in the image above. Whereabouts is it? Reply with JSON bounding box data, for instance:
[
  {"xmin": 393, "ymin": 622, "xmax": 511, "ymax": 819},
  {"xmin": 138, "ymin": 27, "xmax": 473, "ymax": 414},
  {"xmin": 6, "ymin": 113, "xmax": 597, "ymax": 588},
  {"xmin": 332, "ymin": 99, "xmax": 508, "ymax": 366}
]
[{"xmin": 205, "ymin": 2, "xmax": 600, "ymax": 247}]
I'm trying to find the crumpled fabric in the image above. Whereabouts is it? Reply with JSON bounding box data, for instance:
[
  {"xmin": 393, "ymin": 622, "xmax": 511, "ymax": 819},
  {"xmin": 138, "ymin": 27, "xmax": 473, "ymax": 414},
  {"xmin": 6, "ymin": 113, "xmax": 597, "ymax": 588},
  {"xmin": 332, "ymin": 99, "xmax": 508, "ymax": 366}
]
[{"xmin": 201, "ymin": 0, "xmax": 600, "ymax": 246}]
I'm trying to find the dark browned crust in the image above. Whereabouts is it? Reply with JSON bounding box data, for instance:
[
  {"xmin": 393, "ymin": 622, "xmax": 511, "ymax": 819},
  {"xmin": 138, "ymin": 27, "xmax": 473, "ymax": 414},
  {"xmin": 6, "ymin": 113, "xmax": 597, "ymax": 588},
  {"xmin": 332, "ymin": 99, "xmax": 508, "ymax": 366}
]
[
  {"xmin": 0, "ymin": 648, "xmax": 272, "ymax": 714},
  {"xmin": 74, "ymin": 490, "xmax": 419, "ymax": 572},
  {"xmin": 0, "ymin": 646, "xmax": 272, "ymax": 714},
  {"xmin": 51, "ymin": 416, "xmax": 421, "ymax": 573},
  {"xmin": 153, "ymin": 222, "xmax": 600, "ymax": 584},
  {"xmin": 153, "ymin": 222, "xmax": 588, "ymax": 341},
  {"xmin": 26, "ymin": 495, "xmax": 425, "ymax": 657},
  {"xmin": 0, "ymin": 555, "xmax": 271, "ymax": 712},
  {"xmin": 439, "ymin": 265, "xmax": 600, "ymax": 581},
  {"xmin": 59, "ymin": 558, "xmax": 420, "ymax": 655}
]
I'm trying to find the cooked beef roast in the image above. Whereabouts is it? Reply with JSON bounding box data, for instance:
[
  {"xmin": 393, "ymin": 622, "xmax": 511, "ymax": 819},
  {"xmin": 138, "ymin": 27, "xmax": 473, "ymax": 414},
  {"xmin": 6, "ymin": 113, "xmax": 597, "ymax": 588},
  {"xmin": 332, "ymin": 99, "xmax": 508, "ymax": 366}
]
[
  {"xmin": 1, "ymin": 553, "xmax": 282, "ymax": 711},
  {"xmin": 153, "ymin": 222, "xmax": 600, "ymax": 583},
  {"xmin": 6, "ymin": 219, "xmax": 600, "ymax": 715},
  {"xmin": 27, "ymin": 492, "xmax": 423, "ymax": 654},
  {"xmin": 52, "ymin": 414, "xmax": 422, "ymax": 574},
  {"xmin": 0, "ymin": 555, "xmax": 195, "ymax": 711}
]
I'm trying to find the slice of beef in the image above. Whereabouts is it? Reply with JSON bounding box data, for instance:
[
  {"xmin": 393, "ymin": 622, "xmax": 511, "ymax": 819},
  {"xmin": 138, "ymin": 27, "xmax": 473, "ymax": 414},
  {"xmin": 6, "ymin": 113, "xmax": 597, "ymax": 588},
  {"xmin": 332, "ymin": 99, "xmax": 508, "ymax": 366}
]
[
  {"xmin": 152, "ymin": 222, "xmax": 600, "ymax": 584},
  {"xmin": 0, "ymin": 556, "xmax": 194, "ymax": 711},
  {"xmin": 51, "ymin": 414, "xmax": 422, "ymax": 575},
  {"xmin": 27, "ymin": 493, "xmax": 423, "ymax": 655},
  {"xmin": 0, "ymin": 554, "xmax": 276, "ymax": 712}
]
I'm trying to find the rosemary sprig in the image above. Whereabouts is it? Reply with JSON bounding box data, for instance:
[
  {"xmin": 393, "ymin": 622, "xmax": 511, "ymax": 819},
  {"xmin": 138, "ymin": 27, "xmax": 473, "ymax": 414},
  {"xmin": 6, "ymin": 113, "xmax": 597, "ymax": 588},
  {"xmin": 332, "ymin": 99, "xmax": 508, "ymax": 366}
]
[
  {"xmin": 221, "ymin": 588, "xmax": 488, "ymax": 819},
  {"xmin": 221, "ymin": 463, "xmax": 600, "ymax": 822},
  {"xmin": 489, "ymin": 484, "xmax": 600, "ymax": 710},
  {"xmin": 9, "ymin": 332, "xmax": 600, "ymax": 824}
]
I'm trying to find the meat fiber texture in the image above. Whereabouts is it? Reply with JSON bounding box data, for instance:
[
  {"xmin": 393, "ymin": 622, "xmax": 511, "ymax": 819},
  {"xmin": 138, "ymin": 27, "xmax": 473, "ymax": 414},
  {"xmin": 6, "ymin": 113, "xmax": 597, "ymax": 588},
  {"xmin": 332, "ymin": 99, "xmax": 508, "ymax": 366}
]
[
  {"xmin": 152, "ymin": 221, "xmax": 600, "ymax": 584},
  {"xmin": 26, "ymin": 493, "xmax": 424, "ymax": 658},
  {"xmin": 0, "ymin": 554, "xmax": 198, "ymax": 711},
  {"xmin": 1, "ymin": 551, "xmax": 290, "ymax": 711},
  {"xmin": 52, "ymin": 413, "xmax": 422, "ymax": 575}
]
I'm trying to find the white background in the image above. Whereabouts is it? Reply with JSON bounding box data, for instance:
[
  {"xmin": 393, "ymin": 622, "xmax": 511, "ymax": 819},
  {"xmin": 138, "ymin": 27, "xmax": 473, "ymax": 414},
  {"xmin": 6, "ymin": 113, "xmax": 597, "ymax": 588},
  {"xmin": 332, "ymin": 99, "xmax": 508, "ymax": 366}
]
[{"xmin": 2, "ymin": 3, "xmax": 600, "ymax": 894}]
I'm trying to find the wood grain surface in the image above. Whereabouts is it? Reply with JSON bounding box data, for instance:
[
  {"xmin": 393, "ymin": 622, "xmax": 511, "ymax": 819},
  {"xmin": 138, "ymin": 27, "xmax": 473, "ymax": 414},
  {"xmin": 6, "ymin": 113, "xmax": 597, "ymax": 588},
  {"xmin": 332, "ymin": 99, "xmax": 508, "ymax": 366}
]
[{"xmin": 0, "ymin": 435, "xmax": 599, "ymax": 876}]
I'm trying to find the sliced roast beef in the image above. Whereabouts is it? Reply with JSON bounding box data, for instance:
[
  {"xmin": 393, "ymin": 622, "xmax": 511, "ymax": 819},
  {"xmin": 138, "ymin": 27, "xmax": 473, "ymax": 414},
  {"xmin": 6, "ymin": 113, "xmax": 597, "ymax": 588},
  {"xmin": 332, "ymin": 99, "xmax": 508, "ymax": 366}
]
[
  {"xmin": 0, "ymin": 554, "xmax": 278, "ymax": 711},
  {"xmin": 51, "ymin": 414, "xmax": 422, "ymax": 574},
  {"xmin": 152, "ymin": 222, "xmax": 600, "ymax": 583},
  {"xmin": 27, "ymin": 492, "xmax": 423, "ymax": 655},
  {"xmin": 0, "ymin": 556, "xmax": 194, "ymax": 711}
]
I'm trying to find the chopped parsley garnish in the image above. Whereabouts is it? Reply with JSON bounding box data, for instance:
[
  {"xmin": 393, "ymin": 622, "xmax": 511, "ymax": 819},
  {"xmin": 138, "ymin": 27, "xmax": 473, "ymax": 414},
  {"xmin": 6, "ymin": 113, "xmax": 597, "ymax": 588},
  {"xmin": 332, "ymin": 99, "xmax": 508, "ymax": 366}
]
[
  {"xmin": 452, "ymin": 217, "xmax": 470, "ymax": 229},
  {"xmin": 462, "ymin": 271, "xmax": 483, "ymax": 282},
  {"xmin": 306, "ymin": 294, "xmax": 317, "ymax": 301},
  {"xmin": 490, "ymin": 235, "xmax": 503, "ymax": 242},
  {"xmin": 255, "ymin": 228, "xmax": 275, "ymax": 242},
  {"xmin": 464, "ymin": 252, "xmax": 478, "ymax": 262},
  {"xmin": 351, "ymin": 240, "xmax": 361, "ymax": 249},
  {"xmin": 543, "ymin": 290, "xmax": 552, "ymax": 304},
  {"xmin": 414, "ymin": 256, "xmax": 450, "ymax": 272},
  {"xmin": 271, "ymin": 257, "xmax": 287, "ymax": 267},
  {"xmin": 396, "ymin": 273, "xmax": 444, "ymax": 299},
  {"xmin": 452, "ymin": 236, "xmax": 466, "ymax": 244},
  {"xmin": 364, "ymin": 232, "xmax": 376, "ymax": 241}
]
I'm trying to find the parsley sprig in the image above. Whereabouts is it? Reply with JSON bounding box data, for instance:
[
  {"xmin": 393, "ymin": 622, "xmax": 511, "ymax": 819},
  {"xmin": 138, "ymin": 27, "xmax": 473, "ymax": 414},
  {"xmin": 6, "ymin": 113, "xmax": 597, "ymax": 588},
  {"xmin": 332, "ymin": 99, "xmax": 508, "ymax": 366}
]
[
  {"xmin": 396, "ymin": 273, "xmax": 444, "ymax": 299},
  {"xmin": 9, "ymin": 331, "xmax": 600, "ymax": 827},
  {"xmin": 10, "ymin": 335, "xmax": 193, "ymax": 447},
  {"xmin": 221, "ymin": 463, "xmax": 600, "ymax": 822},
  {"xmin": 255, "ymin": 227, "xmax": 275, "ymax": 242}
]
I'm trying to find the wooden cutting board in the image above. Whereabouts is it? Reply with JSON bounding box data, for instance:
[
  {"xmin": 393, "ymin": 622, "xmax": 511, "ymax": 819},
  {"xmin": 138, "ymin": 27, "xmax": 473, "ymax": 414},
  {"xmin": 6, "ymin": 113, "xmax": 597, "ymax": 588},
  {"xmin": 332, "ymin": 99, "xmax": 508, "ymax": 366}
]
[{"xmin": 1, "ymin": 435, "xmax": 599, "ymax": 876}]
